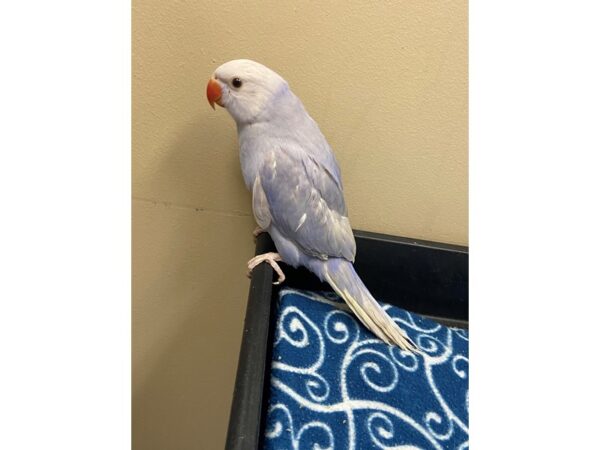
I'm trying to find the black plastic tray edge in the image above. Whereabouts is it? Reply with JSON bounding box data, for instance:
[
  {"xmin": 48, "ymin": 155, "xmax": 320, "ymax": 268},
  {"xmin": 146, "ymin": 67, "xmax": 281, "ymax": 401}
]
[{"xmin": 224, "ymin": 235, "xmax": 274, "ymax": 450}]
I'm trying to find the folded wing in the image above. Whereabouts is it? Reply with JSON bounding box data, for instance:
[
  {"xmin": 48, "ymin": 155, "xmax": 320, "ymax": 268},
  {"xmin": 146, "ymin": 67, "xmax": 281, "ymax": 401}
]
[{"xmin": 253, "ymin": 147, "xmax": 356, "ymax": 262}]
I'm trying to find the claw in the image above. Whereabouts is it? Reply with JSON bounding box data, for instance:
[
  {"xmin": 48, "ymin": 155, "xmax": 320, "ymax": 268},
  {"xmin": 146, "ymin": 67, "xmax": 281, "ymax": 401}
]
[
  {"xmin": 252, "ymin": 227, "xmax": 266, "ymax": 243},
  {"xmin": 247, "ymin": 252, "xmax": 285, "ymax": 285}
]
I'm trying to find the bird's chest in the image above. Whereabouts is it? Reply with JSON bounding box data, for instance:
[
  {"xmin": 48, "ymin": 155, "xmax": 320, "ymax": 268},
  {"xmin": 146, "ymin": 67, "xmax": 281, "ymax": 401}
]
[
  {"xmin": 238, "ymin": 126, "xmax": 275, "ymax": 190},
  {"xmin": 239, "ymin": 143, "xmax": 265, "ymax": 192}
]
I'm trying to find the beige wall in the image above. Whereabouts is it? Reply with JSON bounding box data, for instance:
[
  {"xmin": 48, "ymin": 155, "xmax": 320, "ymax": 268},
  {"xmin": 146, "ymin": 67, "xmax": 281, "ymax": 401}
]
[{"xmin": 133, "ymin": 1, "xmax": 467, "ymax": 449}]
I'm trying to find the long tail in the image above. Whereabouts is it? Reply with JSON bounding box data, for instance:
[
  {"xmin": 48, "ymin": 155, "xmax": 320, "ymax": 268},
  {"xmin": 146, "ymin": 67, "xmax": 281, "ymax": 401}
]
[{"xmin": 310, "ymin": 258, "xmax": 419, "ymax": 352}]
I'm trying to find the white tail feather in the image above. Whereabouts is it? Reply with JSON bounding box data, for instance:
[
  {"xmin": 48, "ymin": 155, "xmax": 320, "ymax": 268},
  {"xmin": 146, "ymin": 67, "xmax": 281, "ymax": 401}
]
[{"xmin": 322, "ymin": 259, "xmax": 419, "ymax": 353}]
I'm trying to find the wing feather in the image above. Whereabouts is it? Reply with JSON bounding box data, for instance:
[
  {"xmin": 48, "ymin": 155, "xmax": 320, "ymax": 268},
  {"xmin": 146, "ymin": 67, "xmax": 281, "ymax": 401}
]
[{"xmin": 256, "ymin": 147, "xmax": 355, "ymax": 261}]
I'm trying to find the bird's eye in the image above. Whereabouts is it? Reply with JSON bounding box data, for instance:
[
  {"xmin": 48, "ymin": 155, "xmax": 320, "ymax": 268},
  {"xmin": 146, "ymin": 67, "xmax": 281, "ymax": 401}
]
[{"xmin": 231, "ymin": 77, "xmax": 242, "ymax": 88}]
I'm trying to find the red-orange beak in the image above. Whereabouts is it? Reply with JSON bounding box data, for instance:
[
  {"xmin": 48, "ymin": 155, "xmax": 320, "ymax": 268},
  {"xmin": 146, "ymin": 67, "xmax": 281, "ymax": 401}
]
[{"xmin": 206, "ymin": 78, "xmax": 222, "ymax": 109}]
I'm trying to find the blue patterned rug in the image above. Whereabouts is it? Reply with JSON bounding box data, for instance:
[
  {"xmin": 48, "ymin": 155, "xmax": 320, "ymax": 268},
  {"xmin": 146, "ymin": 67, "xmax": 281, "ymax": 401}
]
[{"xmin": 263, "ymin": 289, "xmax": 469, "ymax": 450}]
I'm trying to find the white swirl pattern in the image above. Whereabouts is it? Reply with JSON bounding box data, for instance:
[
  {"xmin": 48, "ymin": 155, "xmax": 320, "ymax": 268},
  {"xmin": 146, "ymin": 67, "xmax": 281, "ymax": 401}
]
[{"xmin": 264, "ymin": 289, "xmax": 469, "ymax": 450}]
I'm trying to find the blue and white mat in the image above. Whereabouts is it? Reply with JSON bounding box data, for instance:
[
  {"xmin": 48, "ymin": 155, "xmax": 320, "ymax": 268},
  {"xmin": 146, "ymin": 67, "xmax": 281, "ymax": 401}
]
[{"xmin": 263, "ymin": 289, "xmax": 469, "ymax": 450}]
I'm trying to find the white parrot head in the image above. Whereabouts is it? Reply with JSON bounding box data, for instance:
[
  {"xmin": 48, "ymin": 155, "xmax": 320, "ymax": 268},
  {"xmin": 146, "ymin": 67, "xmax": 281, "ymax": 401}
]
[{"xmin": 206, "ymin": 59, "xmax": 288, "ymax": 124}]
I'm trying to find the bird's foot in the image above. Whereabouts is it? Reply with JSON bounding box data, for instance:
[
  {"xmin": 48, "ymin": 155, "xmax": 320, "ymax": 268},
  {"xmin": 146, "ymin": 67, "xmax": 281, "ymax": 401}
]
[
  {"xmin": 247, "ymin": 252, "xmax": 285, "ymax": 285},
  {"xmin": 252, "ymin": 227, "xmax": 266, "ymax": 243}
]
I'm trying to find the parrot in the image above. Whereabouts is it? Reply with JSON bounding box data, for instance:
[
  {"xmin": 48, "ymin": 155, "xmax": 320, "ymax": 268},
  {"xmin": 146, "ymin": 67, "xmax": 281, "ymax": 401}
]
[{"xmin": 206, "ymin": 59, "xmax": 418, "ymax": 352}]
